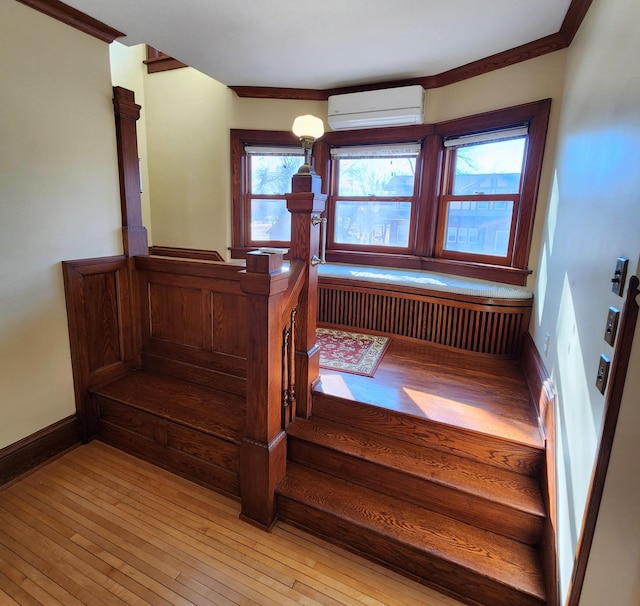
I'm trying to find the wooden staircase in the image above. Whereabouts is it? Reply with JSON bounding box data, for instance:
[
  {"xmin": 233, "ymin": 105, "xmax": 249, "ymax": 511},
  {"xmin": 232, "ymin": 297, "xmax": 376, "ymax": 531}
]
[
  {"xmin": 90, "ymin": 370, "xmax": 245, "ymax": 500},
  {"xmin": 276, "ymin": 340, "xmax": 548, "ymax": 606}
]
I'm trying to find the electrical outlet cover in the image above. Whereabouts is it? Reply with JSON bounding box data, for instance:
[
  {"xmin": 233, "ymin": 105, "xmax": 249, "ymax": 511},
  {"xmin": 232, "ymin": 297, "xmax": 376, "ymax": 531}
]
[
  {"xmin": 595, "ymin": 354, "xmax": 611, "ymax": 395},
  {"xmin": 604, "ymin": 306, "xmax": 620, "ymax": 346}
]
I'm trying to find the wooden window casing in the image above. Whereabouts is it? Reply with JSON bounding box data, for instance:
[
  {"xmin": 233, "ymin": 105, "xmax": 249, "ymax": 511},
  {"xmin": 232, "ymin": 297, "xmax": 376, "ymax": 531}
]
[{"xmin": 230, "ymin": 99, "xmax": 551, "ymax": 285}]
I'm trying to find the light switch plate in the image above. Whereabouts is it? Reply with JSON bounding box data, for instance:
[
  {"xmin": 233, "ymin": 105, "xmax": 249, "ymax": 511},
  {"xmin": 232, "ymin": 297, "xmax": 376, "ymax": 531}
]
[
  {"xmin": 596, "ymin": 354, "xmax": 611, "ymax": 395},
  {"xmin": 604, "ymin": 306, "xmax": 620, "ymax": 346},
  {"xmin": 611, "ymin": 257, "xmax": 628, "ymax": 296}
]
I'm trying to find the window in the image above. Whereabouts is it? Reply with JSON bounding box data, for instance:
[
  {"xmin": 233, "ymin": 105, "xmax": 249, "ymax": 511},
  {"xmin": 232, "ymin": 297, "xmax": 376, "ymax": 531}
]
[
  {"xmin": 437, "ymin": 130, "xmax": 527, "ymax": 263},
  {"xmin": 245, "ymin": 145, "xmax": 303, "ymax": 244},
  {"xmin": 330, "ymin": 143, "xmax": 420, "ymax": 249},
  {"xmin": 230, "ymin": 99, "xmax": 550, "ymax": 285}
]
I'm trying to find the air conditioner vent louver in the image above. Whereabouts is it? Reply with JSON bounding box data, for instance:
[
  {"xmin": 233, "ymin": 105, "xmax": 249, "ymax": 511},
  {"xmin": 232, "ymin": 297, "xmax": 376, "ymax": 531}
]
[{"xmin": 328, "ymin": 85, "xmax": 424, "ymax": 131}]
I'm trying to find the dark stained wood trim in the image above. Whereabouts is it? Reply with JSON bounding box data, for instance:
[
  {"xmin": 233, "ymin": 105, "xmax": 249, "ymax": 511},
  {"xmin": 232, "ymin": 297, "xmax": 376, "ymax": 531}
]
[
  {"xmin": 113, "ymin": 86, "xmax": 148, "ymax": 257},
  {"xmin": 0, "ymin": 416, "xmax": 80, "ymax": 487},
  {"xmin": 62, "ymin": 256, "xmax": 136, "ymax": 441},
  {"xmin": 149, "ymin": 246, "xmax": 224, "ymax": 261},
  {"xmin": 230, "ymin": 0, "xmax": 591, "ymax": 100},
  {"xmin": 428, "ymin": 34, "xmax": 567, "ymax": 90},
  {"xmin": 15, "ymin": 0, "xmax": 124, "ymax": 43},
  {"xmin": 560, "ymin": 0, "xmax": 595, "ymax": 44},
  {"xmin": 566, "ymin": 275, "xmax": 640, "ymax": 606},
  {"xmin": 228, "ymin": 86, "xmax": 331, "ymax": 101},
  {"xmin": 143, "ymin": 45, "xmax": 188, "ymax": 74},
  {"xmin": 521, "ymin": 333, "xmax": 559, "ymax": 606}
]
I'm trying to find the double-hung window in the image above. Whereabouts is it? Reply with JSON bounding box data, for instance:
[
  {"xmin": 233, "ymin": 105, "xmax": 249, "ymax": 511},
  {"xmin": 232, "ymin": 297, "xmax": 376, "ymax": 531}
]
[
  {"xmin": 437, "ymin": 127, "xmax": 528, "ymax": 264},
  {"xmin": 230, "ymin": 99, "xmax": 550, "ymax": 285},
  {"xmin": 244, "ymin": 145, "xmax": 303, "ymax": 247},
  {"xmin": 329, "ymin": 143, "xmax": 421, "ymax": 250}
]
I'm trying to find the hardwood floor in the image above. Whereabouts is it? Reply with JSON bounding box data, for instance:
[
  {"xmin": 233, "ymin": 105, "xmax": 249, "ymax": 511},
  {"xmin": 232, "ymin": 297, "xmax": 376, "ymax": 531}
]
[
  {"xmin": 0, "ymin": 441, "xmax": 464, "ymax": 606},
  {"xmin": 315, "ymin": 337, "xmax": 543, "ymax": 449}
]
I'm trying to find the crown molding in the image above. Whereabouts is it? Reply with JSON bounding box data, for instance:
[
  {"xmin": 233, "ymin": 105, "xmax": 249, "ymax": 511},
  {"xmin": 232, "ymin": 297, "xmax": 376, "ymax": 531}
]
[
  {"xmin": 230, "ymin": 0, "xmax": 592, "ymax": 100},
  {"xmin": 16, "ymin": 0, "xmax": 124, "ymax": 43}
]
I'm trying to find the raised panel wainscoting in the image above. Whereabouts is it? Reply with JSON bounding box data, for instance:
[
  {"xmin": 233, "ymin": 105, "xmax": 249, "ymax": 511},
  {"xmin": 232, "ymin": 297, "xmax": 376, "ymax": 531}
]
[{"xmin": 55, "ymin": 245, "xmax": 553, "ymax": 606}]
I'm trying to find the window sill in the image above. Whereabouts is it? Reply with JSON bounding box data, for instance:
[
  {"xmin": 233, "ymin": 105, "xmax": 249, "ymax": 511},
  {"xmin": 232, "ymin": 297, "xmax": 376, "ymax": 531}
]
[{"xmin": 229, "ymin": 247, "xmax": 532, "ymax": 287}]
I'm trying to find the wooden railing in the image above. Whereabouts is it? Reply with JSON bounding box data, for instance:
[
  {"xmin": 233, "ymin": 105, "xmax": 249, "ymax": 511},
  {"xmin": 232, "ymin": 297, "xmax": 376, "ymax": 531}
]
[{"xmin": 238, "ymin": 185, "xmax": 327, "ymax": 528}]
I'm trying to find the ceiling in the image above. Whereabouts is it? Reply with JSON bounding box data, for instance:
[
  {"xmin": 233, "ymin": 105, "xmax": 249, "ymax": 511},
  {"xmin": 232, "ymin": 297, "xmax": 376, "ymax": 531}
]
[{"xmin": 64, "ymin": 0, "xmax": 574, "ymax": 90}]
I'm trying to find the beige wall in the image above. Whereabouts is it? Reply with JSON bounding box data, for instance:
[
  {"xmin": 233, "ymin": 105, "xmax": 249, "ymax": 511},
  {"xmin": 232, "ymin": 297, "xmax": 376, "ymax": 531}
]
[
  {"xmin": 131, "ymin": 51, "xmax": 564, "ymax": 267},
  {"xmin": 0, "ymin": 2, "xmax": 122, "ymax": 448},
  {"xmin": 530, "ymin": 0, "xmax": 640, "ymax": 601},
  {"xmin": 109, "ymin": 42, "xmax": 153, "ymax": 245}
]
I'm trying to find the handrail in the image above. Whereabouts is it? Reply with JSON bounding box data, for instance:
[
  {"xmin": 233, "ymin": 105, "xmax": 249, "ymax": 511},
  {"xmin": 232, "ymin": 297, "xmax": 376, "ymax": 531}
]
[{"xmin": 281, "ymin": 260, "xmax": 306, "ymax": 323}]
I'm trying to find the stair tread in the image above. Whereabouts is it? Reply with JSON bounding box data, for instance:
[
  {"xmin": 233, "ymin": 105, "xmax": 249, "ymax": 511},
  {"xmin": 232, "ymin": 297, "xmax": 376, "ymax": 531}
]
[
  {"xmin": 91, "ymin": 370, "xmax": 245, "ymax": 443},
  {"xmin": 278, "ymin": 464, "xmax": 545, "ymax": 601},
  {"xmin": 288, "ymin": 417, "xmax": 544, "ymax": 517},
  {"xmin": 313, "ymin": 394, "xmax": 544, "ymax": 477}
]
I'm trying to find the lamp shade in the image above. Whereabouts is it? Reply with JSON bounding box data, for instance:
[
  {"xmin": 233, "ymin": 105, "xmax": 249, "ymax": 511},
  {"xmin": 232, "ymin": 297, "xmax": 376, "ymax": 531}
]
[{"xmin": 292, "ymin": 114, "xmax": 325, "ymax": 139}]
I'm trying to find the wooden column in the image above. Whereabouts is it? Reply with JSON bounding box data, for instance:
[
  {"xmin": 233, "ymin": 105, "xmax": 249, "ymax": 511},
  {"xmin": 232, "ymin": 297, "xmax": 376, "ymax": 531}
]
[
  {"xmin": 287, "ymin": 179, "xmax": 327, "ymax": 419},
  {"xmin": 239, "ymin": 251, "xmax": 290, "ymax": 528},
  {"xmin": 112, "ymin": 86, "xmax": 148, "ymax": 257}
]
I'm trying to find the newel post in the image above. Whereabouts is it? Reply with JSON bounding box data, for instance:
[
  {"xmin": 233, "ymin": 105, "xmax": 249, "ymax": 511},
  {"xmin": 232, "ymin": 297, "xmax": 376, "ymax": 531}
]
[
  {"xmin": 239, "ymin": 251, "xmax": 289, "ymax": 528},
  {"xmin": 112, "ymin": 86, "xmax": 148, "ymax": 257},
  {"xmin": 287, "ymin": 177, "xmax": 327, "ymax": 419}
]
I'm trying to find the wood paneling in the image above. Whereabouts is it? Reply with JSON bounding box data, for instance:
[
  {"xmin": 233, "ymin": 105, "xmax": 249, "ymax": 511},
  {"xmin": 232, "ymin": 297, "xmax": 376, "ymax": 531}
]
[
  {"xmin": 136, "ymin": 255, "xmax": 248, "ymax": 393},
  {"xmin": 148, "ymin": 281, "xmax": 205, "ymax": 347},
  {"xmin": 83, "ymin": 272, "xmax": 122, "ymax": 372},
  {"xmin": 62, "ymin": 256, "xmax": 135, "ymax": 441},
  {"xmin": 319, "ymin": 278, "xmax": 532, "ymax": 357}
]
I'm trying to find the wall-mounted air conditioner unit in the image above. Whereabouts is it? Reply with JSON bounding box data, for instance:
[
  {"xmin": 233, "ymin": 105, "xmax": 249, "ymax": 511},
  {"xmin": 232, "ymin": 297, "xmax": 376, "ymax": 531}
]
[{"xmin": 327, "ymin": 85, "xmax": 424, "ymax": 131}]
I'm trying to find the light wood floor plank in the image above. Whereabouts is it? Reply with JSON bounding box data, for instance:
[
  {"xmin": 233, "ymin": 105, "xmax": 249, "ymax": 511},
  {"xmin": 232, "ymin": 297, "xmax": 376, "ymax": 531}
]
[
  {"xmin": 66, "ymin": 451, "xmax": 391, "ymax": 606},
  {"xmin": 12, "ymin": 479, "xmax": 220, "ymax": 606},
  {"xmin": 16, "ymin": 477, "xmax": 235, "ymax": 606},
  {"xmin": 0, "ymin": 442, "xmax": 466, "ymax": 606},
  {"xmin": 23, "ymin": 462, "xmax": 312, "ymax": 606},
  {"xmin": 84, "ymin": 441, "xmax": 464, "ymax": 606},
  {"xmin": 0, "ymin": 489, "xmax": 177, "ymax": 606}
]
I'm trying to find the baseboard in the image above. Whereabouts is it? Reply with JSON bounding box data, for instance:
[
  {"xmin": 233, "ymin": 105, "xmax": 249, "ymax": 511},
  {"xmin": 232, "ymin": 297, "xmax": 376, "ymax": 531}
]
[
  {"xmin": 521, "ymin": 333, "xmax": 559, "ymax": 606},
  {"xmin": 0, "ymin": 415, "xmax": 80, "ymax": 487}
]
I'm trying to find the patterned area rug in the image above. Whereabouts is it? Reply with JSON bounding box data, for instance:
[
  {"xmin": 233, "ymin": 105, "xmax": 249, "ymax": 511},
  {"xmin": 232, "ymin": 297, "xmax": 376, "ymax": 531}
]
[{"xmin": 317, "ymin": 328, "xmax": 390, "ymax": 377}]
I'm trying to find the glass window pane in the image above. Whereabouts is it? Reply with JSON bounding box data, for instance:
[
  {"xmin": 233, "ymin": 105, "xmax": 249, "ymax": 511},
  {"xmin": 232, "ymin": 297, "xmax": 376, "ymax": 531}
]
[
  {"xmin": 443, "ymin": 200, "xmax": 513, "ymax": 257},
  {"xmin": 337, "ymin": 157, "xmax": 416, "ymax": 196},
  {"xmin": 334, "ymin": 201, "xmax": 411, "ymax": 247},
  {"xmin": 250, "ymin": 155, "xmax": 302, "ymax": 195},
  {"xmin": 250, "ymin": 199, "xmax": 290, "ymax": 241},
  {"xmin": 453, "ymin": 138, "xmax": 525, "ymax": 195}
]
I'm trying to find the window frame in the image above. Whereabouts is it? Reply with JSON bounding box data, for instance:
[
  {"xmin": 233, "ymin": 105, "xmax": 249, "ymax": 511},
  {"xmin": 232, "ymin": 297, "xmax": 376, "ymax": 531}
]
[
  {"xmin": 230, "ymin": 99, "xmax": 551, "ymax": 285},
  {"xmin": 328, "ymin": 142, "xmax": 423, "ymax": 253},
  {"xmin": 230, "ymin": 130, "xmax": 302, "ymax": 256}
]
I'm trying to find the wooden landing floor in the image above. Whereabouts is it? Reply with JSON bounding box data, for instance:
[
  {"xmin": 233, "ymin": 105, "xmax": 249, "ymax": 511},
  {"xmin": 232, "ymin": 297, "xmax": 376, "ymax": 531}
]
[
  {"xmin": 315, "ymin": 338, "xmax": 543, "ymax": 449},
  {"xmin": 0, "ymin": 441, "xmax": 464, "ymax": 606}
]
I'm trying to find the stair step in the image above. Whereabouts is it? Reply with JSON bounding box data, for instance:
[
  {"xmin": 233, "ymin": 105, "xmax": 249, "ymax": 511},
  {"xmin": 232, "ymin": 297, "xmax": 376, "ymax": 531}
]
[
  {"xmin": 91, "ymin": 370, "xmax": 245, "ymax": 443},
  {"xmin": 313, "ymin": 391, "xmax": 544, "ymax": 477},
  {"xmin": 89, "ymin": 370, "xmax": 245, "ymax": 497},
  {"xmin": 287, "ymin": 417, "xmax": 545, "ymax": 545},
  {"xmin": 277, "ymin": 464, "xmax": 546, "ymax": 606}
]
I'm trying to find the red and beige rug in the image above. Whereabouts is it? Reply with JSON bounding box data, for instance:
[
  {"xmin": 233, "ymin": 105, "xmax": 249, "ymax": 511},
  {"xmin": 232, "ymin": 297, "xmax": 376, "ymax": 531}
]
[{"xmin": 317, "ymin": 328, "xmax": 390, "ymax": 377}]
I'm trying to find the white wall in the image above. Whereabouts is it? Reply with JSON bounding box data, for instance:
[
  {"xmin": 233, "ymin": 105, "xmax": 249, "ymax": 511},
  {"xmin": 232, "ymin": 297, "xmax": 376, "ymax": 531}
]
[
  {"xmin": 0, "ymin": 2, "xmax": 122, "ymax": 448},
  {"xmin": 530, "ymin": 0, "xmax": 640, "ymax": 601}
]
